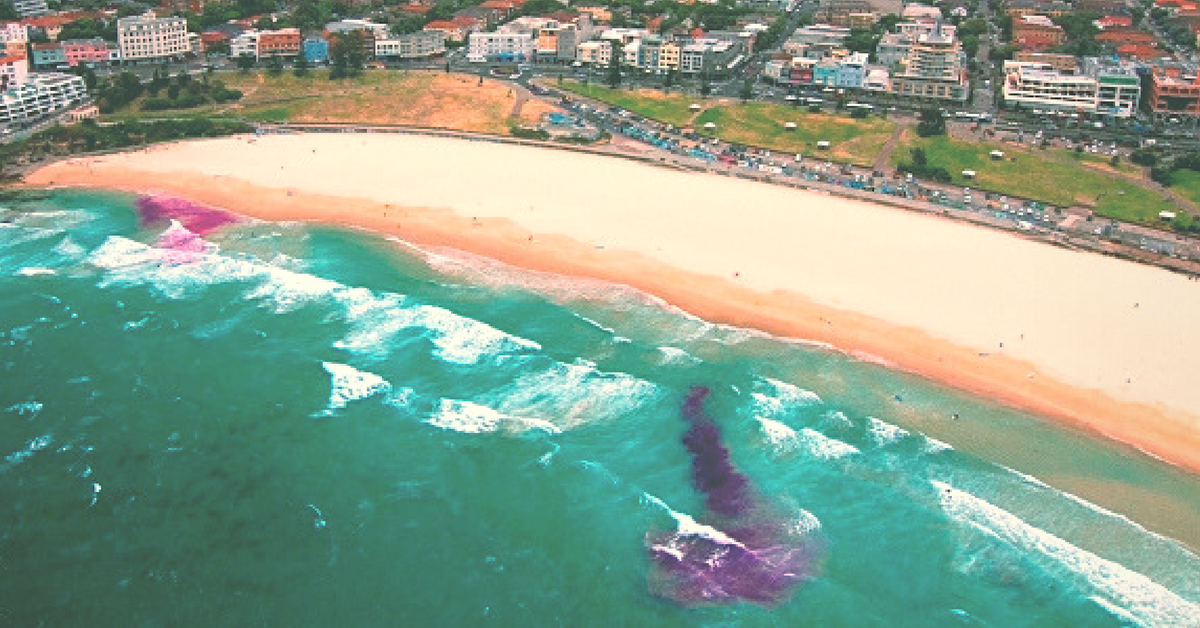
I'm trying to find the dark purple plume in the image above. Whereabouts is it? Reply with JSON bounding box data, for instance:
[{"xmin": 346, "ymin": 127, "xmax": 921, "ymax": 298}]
[
  {"xmin": 646, "ymin": 385, "xmax": 823, "ymax": 607},
  {"xmin": 137, "ymin": 196, "xmax": 242, "ymax": 237}
]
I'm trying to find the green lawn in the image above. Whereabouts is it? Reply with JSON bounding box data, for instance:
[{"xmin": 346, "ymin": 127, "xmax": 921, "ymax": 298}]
[
  {"xmin": 693, "ymin": 103, "xmax": 894, "ymax": 166},
  {"xmin": 1170, "ymin": 169, "xmax": 1200, "ymax": 207},
  {"xmin": 557, "ymin": 81, "xmax": 700, "ymax": 127},
  {"xmin": 559, "ymin": 81, "xmax": 895, "ymax": 166},
  {"xmin": 893, "ymin": 135, "xmax": 1179, "ymax": 224}
]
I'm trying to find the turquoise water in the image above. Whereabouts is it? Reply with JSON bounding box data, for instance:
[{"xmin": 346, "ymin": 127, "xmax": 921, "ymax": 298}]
[{"xmin": 2, "ymin": 190, "xmax": 1200, "ymax": 626}]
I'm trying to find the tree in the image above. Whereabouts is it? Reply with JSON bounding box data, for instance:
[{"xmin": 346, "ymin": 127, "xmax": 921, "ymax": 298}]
[
  {"xmin": 700, "ymin": 79, "xmax": 711, "ymax": 96},
  {"xmin": 607, "ymin": 41, "xmax": 623, "ymax": 88},
  {"xmin": 294, "ymin": 46, "xmax": 310, "ymax": 77},
  {"xmin": 662, "ymin": 68, "xmax": 677, "ymax": 93},
  {"xmin": 739, "ymin": 79, "xmax": 753, "ymax": 101},
  {"xmin": 917, "ymin": 108, "xmax": 945, "ymax": 136},
  {"xmin": 910, "ymin": 147, "xmax": 928, "ymax": 166},
  {"xmin": 267, "ymin": 54, "xmax": 284, "ymax": 76},
  {"xmin": 237, "ymin": 53, "xmax": 256, "ymax": 72}
]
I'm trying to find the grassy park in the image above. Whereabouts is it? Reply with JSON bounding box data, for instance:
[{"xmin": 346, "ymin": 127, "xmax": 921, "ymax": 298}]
[
  {"xmin": 559, "ymin": 81, "xmax": 896, "ymax": 166},
  {"xmin": 892, "ymin": 134, "xmax": 1178, "ymax": 225}
]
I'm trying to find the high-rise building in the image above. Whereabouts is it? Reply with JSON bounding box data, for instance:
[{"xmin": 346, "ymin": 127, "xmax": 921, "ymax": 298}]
[
  {"xmin": 889, "ymin": 27, "xmax": 968, "ymax": 101},
  {"xmin": 117, "ymin": 13, "xmax": 190, "ymax": 62},
  {"xmin": 7, "ymin": 0, "xmax": 49, "ymax": 18}
]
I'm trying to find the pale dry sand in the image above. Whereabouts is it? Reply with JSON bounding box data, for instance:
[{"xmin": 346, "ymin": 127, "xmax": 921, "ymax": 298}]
[{"xmin": 25, "ymin": 133, "xmax": 1200, "ymax": 471}]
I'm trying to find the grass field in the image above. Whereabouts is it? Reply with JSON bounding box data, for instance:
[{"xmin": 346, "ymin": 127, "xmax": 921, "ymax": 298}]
[
  {"xmin": 693, "ymin": 103, "xmax": 894, "ymax": 166},
  {"xmin": 557, "ymin": 82, "xmax": 700, "ymax": 126},
  {"xmin": 893, "ymin": 134, "xmax": 1178, "ymax": 225},
  {"xmin": 559, "ymin": 81, "xmax": 895, "ymax": 166},
  {"xmin": 108, "ymin": 70, "xmax": 555, "ymax": 135}
]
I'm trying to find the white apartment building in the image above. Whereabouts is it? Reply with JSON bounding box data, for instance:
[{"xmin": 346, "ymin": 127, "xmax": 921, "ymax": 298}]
[
  {"xmin": 0, "ymin": 72, "xmax": 87, "ymax": 127},
  {"xmin": 1003, "ymin": 62, "xmax": 1097, "ymax": 112},
  {"xmin": 0, "ymin": 53, "xmax": 28, "ymax": 90},
  {"xmin": 324, "ymin": 19, "xmax": 389, "ymax": 38},
  {"xmin": 1, "ymin": 22, "xmax": 29, "ymax": 43},
  {"xmin": 1003, "ymin": 60, "xmax": 1141, "ymax": 117},
  {"xmin": 658, "ymin": 41, "xmax": 680, "ymax": 72},
  {"xmin": 230, "ymin": 31, "xmax": 258, "ymax": 60},
  {"xmin": 117, "ymin": 13, "xmax": 190, "ymax": 62},
  {"xmin": 9, "ymin": 0, "xmax": 48, "ymax": 18},
  {"xmin": 467, "ymin": 31, "xmax": 534, "ymax": 62},
  {"xmin": 375, "ymin": 31, "xmax": 446, "ymax": 59}
]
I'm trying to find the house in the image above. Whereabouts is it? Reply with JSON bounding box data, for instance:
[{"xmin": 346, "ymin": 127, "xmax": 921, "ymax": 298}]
[
  {"xmin": 30, "ymin": 41, "xmax": 65, "ymax": 68},
  {"xmin": 0, "ymin": 54, "xmax": 29, "ymax": 90},
  {"xmin": 423, "ymin": 20, "xmax": 468, "ymax": 44},
  {"xmin": 304, "ymin": 37, "xmax": 329, "ymax": 63},
  {"xmin": 1149, "ymin": 64, "xmax": 1200, "ymax": 116},
  {"xmin": 375, "ymin": 31, "xmax": 445, "ymax": 59},
  {"xmin": 62, "ymin": 37, "xmax": 110, "ymax": 66}
]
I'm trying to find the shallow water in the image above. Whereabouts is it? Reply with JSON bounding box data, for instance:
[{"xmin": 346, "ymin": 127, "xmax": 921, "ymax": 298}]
[{"xmin": 2, "ymin": 191, "xmax": 1199, "ymax": 626}]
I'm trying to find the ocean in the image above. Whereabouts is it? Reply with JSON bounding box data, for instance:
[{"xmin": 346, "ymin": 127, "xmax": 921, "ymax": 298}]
[{"xmin": 2, "ymin": 189, "xmax": 1200, "ymax": 626}]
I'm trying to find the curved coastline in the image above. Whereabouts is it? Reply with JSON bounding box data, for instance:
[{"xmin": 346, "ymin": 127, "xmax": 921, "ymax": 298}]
[{"xmin": 21, "ymin": 131, "xmax": 1200, "ymax": 475}]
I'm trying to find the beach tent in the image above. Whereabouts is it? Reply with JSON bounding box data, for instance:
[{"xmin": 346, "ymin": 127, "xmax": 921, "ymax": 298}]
[
  {"xmin": 690, "ymin": 104, "xmax": 702, "ymax": 111},
  {"xmin": 784, "ymin": 122, "xmax": 797, "ymax": 130},
  {"xmin": 961, "ymin": 170, "xmax": 976, "ymax": 178},
  {"xmin": 703, "ymin": 122, "xmax": 717, "ymax": 129},
  {"xmin": 989, "ymin": 150, "xmax": 1004, "ymax": 159},
  {"xmin": 1160, "ymin": 211, "xmax": 1177, "ymax": 220},
  {"xmin": 816, "ymin": 141, "xmax": 831, "ymax": 149}
]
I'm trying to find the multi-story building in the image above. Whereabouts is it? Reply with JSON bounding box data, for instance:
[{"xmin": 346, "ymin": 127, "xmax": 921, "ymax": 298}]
[
  {"xmin": 0, "ymin": 21, "xmax": 29, "ymax": 44},
  {"xmin": 877, "ymin": 33, "xmax": 912, "ymax": 66},
  {"xmin": 8, "ymin": 0, "xmax": 49, "ymax": 18},
  {"xmin": 117, "ymin": 13, "xmax": 191, "ymax": 62},
  {"xmin": 29, "ymin": 41, "xmax": 64, "ymax": 68},
  {"xmin": 0, "ymin": 53, "xmax": 28, "ymax": 90},
  {"xmin": 1003, "ymin": 58, "xmax": 1141, "ymax": 116},
  {"xmin": 1003, "ymin": 61, "xmax": 1098, "ymax": 112},
  {"xmin": 1148, "ymin": 65, "xmax": 1200, "ymax": 117},
  {"xmin": 1013, "ymin": 51, "xmax": 1077, "ymax": 73},
  {"xmin": 863, "ymin": 65, "xmax": 890, "ymax": 90},
  {"xmin": 736, "ymin": 0, "xmax": 799, "ymax": 12},
  {"xmin": 658, "ymin": 40, "xmax": 679, "ymax": 72},
  {"xmin": 576, "ymin": 39, "xmax": 611, "ymax": 66},
  {"xmin": 534, "ymin": 13, "xmax": 594, "ymax": 62},
  {"xmin": 897, "ymin": 19, "xmax": 956, "ymax": 40},
  {"xmin": 324, "ymin": 19, "xmax": 389, "ymax": 39},
  {"xmin": 423, "ymin": 21, "xmax": 469, "ymax": 44},
  {"xmin": 835, "ymin": 51, "xmax": 869, "ymax": 87},
  {"xmin": 230, "ymin": 31, "xmax": 257, "ymax": 59},
  {"xmin": 1006, "ymin": 0, "xmax": 1073, "ymax": 17},
  {"xmin": 890, "ymin": 28, "xmax": 968, "ymax": 100},
  {"xmin": 0, "ymin": 72, "xmax": 87, "ymax": 127},
  {"xmin": 467, "ymin": 31, "xmax": 534, "ymax": 62},
  {"xmin": 677, "ymin": 37, "xmax": 744, "ymax": 77},
  {"xmin": 375, "ymin": 31, "xmax": 445, "ymax": 59},
  {"xmin": 1012, "ymin": 15, "xmax": 1065, "ymax": 51},
  {"xmin": 258, "ymin": 28, "xmax": 301, "ymax": 58},
  {"xmin": 62, "ymin": 38, "xmax": 110, "ymax": 66}
]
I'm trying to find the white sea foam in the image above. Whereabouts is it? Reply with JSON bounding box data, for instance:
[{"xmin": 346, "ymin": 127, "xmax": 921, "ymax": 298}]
[
  {"xmin": 488, "ymin": 359, "xmax": 660, "ymax": 428},
  {"xmin": 656, "ymin": 346, "xmax": 700, "ymax": 366},
  {"xmin": 758, "ymin": 417, "xmax": 799, "ymax": 453},
  {"xmin": 321, "ymin": 362, "xmax": 391, "ymax": 413},
  {"xmin": 751, "ymin": 377, "xmax": 822, "ymax": 421},
  {"xmin": 933, "ymin": 480, "xmax": 1200, "ymax": 627},
  {"xmin": 426, "ymin": 398, "xmax": 560, "ymax": 435},
  {"xmin": 866, "ymin": 416, "xmax": 909, "ymax": 446},
  {"xmin": 5, "ymin": 401, "xmax": 43, "ymax": 417},
  {"xmin": 641, "ymin": 493, "xmax": 746, "ymax": 548},
  {"xmin": 2, "ymin": 433, "xmax": 52, "ymax": 472},
  {"xmin": 797, "ymin": 428, "xmax": 860, "ymax": 460}
]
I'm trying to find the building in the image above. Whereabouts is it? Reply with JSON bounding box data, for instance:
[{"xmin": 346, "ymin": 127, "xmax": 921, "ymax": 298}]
[
  {"xmin": 423, "ymin": 20, "xmax": 469, "ymax": 44},
  {"xmin": 8, "ymin": 0, "xmax": 48, "ymax": 18},
  {"xmin": 304, "ymin": 37, "xmax": 329, "ymax": 63},
  {"xmin": 467, "ymin": 31, "xmax": 533, "ymax": 62},
  {"xmin": 1013, "ymin": 51, "xmax": 1078, "ymax": 73},
  {"xmin": 258, "ymin": 28, "xmax": 301, "ymax": 58},
  {"xmin": 835, "ymin": 51, "xmax": 869, "ymax": 87},
  {"xmin": 0, "ymin": 53, "xmax": 27, "ymax": 90},
  {"xmin": 898, "ymin": 19, "xmax": 956, "ymax": 41},
  {"xmin": 863, "ymin": 65, "xmax": 890, "ymax": 90},
  {"xmin": 375, "ymin": 30, "xmax": 445, "ymax": 59},
  {"xmin": 1149, "ymin": 65, "xmax": 1200, "ymax": 117},
  {"xmin": 658, "ymin": 40, "xmax": 679, "ymax": 71},
  {"xmin": 1012, "ymin": 15, "xmax": 1065, "ymax": 51},
  {"xmin": 1003, "ymin": 61, "xmax": 1099, "ymax": 112},
  {"xmin": 1003, "ymin": 58, "xmax": 1141, "ymax": 117},
  {"xmin": 117, "ymin": 13, "xmax": 191, "ymax": 62},
  {"xmin": 736, "ymin": 0, "xmax": 799, "ymax": 12},
  {"xmin": 62, "ymin": 38, "xmax": 110, "ymax": 66},
  {"xmin": 575, "ymin": 39, "xmax": 610, "ymax": 65},
  {"xmin": 877, "ymin": 33, "xmax": 911, "ymax": 66},
  {"xmin": 0, "ymin": 21, "xmax": 29, "ymax": 44},
  {"xmin": 0, "ymin": 72, "xmax": 88, "ymax": 128},
  {"xmin": 678, "ymin": 37, "xmax": 744, "ymax": 77},
  {"xmin": 324, "ymin": 19, "xmax": 389, "ymax": 39},
  {"xmin": 29, "ymin": 41, "xmax": 64, "ymax": 68},
  {"xmin": 1005, "ymin": 0, "xmax": 1072, "ymax": 17},
  {"xmin": 890, "ymin": 28, "xmax": 968, "ymax": 100},
  {"xmin": 901, "ymin": 4, "xmax": 942, "ymax": 19}
]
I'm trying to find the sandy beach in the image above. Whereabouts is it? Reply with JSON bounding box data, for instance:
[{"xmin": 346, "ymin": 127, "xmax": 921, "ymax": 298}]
[{"xmin": 23, "ymin": 132, "xmax": 1200, "ymax": 472}]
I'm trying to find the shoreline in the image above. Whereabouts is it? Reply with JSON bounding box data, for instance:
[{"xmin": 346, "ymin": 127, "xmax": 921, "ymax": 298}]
[{"xmin": 20, "ymin": 132, "xmax": 1200, "ymax": 475}]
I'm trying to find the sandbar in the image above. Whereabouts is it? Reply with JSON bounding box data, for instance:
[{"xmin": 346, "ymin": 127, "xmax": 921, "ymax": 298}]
[{"xmin": 24, "ymin": 132, "xmax": 1200, "ymax": 472}]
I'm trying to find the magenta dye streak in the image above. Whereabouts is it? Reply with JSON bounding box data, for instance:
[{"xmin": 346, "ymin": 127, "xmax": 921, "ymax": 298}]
[
  {"xmin": 137, "ymin": 196, "xmax": 242, "ymax": 237},
  {"xmin": 647, "ymin": 386, "xmax": 823, "ymax": 607}
]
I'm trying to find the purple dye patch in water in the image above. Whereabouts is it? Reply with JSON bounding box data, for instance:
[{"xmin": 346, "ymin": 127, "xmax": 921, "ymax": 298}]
[
  {"xmin": 137, "ymin": 196, "xmax": 241, "ymax": 237},
  {"xmin": 647, "ymin": 385, "xmax": 824, "ymax": 607}
]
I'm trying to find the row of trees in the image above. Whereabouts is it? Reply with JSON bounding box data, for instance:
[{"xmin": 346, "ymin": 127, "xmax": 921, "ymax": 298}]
[{"xmin": 93, "ymin": 69, "xmax": 242, "ymax": 114}]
